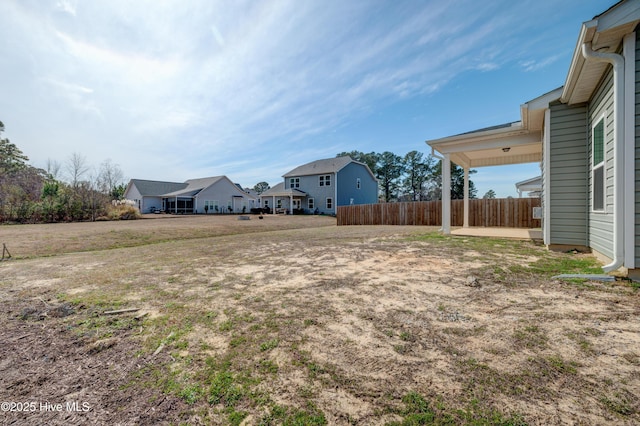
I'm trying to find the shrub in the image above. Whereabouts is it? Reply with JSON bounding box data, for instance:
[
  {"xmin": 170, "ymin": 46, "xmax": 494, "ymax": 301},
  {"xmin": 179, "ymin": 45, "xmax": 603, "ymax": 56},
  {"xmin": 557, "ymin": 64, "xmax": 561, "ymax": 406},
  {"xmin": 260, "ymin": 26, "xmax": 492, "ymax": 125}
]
[{"xmin": 106, "ymin": 205, "xmax": 141, "ymax": 220}]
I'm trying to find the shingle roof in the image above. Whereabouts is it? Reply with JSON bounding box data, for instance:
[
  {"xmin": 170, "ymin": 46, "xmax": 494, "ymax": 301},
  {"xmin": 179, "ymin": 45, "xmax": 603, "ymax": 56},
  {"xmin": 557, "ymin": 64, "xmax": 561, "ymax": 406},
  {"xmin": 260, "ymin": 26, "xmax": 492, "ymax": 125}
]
[
  {"xmin": 283, "ymin": 156, "xmax": 353, "ymax": 177},
  {"xmin": 162, "ymin": 176, "xmax": 225, "ymax": 197},
  {"xmin": 260, "ymin": 182, "xmax": 307, "ymax": 197},
  {"xmin": 130, "ymin": 179, "xmax": 187, "ymax": 196}
]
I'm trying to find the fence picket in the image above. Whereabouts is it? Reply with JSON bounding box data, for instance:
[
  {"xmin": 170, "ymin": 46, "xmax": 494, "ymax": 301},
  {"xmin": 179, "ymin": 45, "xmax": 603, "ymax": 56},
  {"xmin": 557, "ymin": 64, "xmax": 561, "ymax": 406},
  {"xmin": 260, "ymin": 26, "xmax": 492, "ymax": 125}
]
[{"xmin": 337, "ymin": 198, "xmax": 541, "ymax": 228}]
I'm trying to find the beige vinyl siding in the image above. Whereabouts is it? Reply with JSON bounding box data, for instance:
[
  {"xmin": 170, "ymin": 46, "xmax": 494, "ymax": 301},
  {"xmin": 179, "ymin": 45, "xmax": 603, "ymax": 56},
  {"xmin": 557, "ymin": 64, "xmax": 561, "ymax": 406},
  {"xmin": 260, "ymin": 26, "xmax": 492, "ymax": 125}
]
[
  {"xmin": 588, "ymin": 67, "xmax": 615, "ymax": 259},
  {"xmin": 548, "ymin": 102, "xmax": 588, "ymax": 246},
  {"xmin": 635, "ymin": 30, "xmax": 640, "ymax": 267}
]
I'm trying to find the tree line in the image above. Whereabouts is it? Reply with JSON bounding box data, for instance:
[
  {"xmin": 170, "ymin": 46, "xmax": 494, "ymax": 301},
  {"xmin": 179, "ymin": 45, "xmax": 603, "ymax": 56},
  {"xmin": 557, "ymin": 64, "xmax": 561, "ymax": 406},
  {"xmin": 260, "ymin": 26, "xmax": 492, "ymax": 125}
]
[
  {"xmin": 336, "ymin": 150, "xmax": 479, "ymax": 202},
  {"xmin": 0, "ymin": 121, "xmax": 128, "ymax": 223}
]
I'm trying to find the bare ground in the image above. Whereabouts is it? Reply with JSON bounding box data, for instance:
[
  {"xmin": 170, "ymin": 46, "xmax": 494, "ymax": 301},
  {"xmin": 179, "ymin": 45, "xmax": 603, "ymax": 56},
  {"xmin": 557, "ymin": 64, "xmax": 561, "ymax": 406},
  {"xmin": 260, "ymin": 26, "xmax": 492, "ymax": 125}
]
[{"xmin": 0, "ymin": 215, "xmax": 638, "ymax": 425}]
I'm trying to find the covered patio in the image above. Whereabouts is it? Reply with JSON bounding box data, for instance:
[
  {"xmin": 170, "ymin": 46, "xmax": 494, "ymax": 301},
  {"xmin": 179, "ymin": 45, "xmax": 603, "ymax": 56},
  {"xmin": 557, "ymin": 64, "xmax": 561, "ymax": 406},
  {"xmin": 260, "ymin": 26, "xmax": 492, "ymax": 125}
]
[
  {"xmin": 426, "ymin": 87, "xmax": 561, "ymax": 235},
  {"xmin": 260, "ymin": 183, "xmax": 307, "ymax": 215}
]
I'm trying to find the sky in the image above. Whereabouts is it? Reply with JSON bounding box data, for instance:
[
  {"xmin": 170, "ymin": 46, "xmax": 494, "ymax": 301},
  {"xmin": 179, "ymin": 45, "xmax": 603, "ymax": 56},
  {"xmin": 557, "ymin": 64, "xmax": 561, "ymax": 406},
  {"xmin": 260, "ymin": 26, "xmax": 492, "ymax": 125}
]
[{"xmin": 0, "ymin": 0, "xmax": 614, "ymax": 198}]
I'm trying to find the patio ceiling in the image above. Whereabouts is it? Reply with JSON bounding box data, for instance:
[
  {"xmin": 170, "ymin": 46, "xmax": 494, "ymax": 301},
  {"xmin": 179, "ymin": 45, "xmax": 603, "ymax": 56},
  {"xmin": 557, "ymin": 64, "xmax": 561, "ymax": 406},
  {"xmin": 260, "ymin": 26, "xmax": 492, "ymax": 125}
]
[{"xmin": 426, "ymin": 87, "xmax": 563, "ymax": 169}]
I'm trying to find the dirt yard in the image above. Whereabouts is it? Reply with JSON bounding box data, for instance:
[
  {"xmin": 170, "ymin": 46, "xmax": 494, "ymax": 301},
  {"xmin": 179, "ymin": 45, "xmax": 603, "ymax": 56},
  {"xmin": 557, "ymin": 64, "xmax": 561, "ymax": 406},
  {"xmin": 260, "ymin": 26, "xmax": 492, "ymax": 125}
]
[{"xmin": 0, "ymin": 215, "xmax": 638, "ymax": 425}]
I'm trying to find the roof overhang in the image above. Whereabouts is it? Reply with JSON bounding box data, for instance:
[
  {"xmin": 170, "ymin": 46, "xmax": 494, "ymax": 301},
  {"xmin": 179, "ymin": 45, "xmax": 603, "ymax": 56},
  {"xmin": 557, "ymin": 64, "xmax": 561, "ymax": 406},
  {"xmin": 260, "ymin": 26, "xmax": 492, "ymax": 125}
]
[
  {"xmin": 515, "ymin": 175, "xmax": 542, "ymax": 192},
  {"xmin": 426, "ymin": 87, "xmax": 562, "ymax": 168},
  {"xmin": 260, "ymin": 189, "xmax": 307, "ymax": 197},
  {"xmin": 562, "ymin": 0, "xmax": 640, "ymax": 105}
]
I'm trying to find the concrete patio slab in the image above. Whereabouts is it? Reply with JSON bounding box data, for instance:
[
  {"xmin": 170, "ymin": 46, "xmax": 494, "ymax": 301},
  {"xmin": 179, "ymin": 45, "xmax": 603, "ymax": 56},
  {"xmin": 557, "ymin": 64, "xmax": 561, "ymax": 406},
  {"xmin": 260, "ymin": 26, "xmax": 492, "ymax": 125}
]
[{"xmin": 451, "ymin": 227, "xmax": 542, "ymax": 241}]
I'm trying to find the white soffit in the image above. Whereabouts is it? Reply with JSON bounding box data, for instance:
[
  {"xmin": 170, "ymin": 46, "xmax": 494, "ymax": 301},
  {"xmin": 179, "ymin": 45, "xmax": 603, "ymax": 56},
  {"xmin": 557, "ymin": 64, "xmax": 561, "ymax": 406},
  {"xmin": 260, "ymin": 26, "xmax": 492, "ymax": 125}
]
[{"xmin": 562, "ymin": 1, "xmax": 640, "ymax": 105}]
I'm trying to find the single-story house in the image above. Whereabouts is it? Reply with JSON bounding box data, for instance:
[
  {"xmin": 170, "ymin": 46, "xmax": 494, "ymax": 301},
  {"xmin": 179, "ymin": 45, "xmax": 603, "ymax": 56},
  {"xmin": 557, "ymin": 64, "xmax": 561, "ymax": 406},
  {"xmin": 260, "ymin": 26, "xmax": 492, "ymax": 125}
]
[
  {"xmin": 426, "ymin": 0, "xmax": 640, "ymax": 279},
  {"xmin": 515, "ymin": 176, "xmax": 542, "ymax": 198},
  {"xmin": 124, "ymin": 176, "xmax": 258, "ymax": 214},
  {"xmin": 260, "ymin": 156, "xmax": 378, "ymax": 215}
]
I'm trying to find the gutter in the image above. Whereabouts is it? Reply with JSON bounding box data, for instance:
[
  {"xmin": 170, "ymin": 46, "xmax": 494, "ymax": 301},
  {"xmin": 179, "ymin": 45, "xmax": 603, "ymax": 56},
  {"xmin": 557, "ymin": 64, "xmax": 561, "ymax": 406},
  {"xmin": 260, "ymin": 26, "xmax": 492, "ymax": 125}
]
[{"xmin": 581, "ymin": 42, "xmax": 624, "ymax": 272}]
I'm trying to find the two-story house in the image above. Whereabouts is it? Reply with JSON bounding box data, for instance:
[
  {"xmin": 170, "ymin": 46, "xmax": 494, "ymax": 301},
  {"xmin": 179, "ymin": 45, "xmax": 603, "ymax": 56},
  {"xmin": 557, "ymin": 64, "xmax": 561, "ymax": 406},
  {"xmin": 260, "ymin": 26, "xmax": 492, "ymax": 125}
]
[{"xmin": 260, "ymin": 156, "xmax": 378, "ymax": 215}]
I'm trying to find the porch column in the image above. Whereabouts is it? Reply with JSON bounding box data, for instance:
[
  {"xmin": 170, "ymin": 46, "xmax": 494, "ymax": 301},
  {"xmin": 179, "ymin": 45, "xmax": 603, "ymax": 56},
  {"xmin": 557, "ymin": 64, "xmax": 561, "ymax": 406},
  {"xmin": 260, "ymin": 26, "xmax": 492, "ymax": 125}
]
[
  {"xmin": 272, "ymin": 196, "xmax": 276, "ymax": 214},
  {"xmin": 289, "ymin": 195, "xmax": 293, "ymax": 215},
  {"xmin": 442, "ymin": 154, "xmax": 451, "ymax": 234},
  {"xmin": 463, "ymin": 166, "xmax": 469, "ymax": 228},
  {"xmin": 175, "ymin": 197, "xmax": 178, "ymax": 214}
]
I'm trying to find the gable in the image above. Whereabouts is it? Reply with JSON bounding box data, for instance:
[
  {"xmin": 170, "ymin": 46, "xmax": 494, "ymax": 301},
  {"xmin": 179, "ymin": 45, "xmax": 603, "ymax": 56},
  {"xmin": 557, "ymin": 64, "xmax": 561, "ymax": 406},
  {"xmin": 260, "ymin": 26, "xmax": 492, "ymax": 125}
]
[{"xmin": 283, "ymin": 156, "xmax": 353, "ymax": 177}]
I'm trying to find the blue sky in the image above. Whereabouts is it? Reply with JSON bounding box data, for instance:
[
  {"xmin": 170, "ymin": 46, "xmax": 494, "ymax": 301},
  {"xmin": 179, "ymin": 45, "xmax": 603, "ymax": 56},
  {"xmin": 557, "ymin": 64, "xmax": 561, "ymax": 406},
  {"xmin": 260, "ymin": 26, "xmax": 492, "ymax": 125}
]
[{"xmin": 0, "ymin": 0, "xmax": 613, "ymax": 197}]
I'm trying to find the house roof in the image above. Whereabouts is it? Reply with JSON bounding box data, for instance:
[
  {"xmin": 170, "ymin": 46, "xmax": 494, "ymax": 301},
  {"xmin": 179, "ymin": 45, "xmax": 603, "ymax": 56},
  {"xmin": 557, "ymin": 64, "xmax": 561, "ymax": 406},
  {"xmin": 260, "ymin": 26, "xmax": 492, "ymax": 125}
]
[
  {"xmin": 260, "ymin": 182, "xmax": 307, "ymax": 197},
  {"xmin": 283, "ymin": 156, "xmax": 353, "ymax": 177},
  {"xmin": 283, "ymin": 155, "xmax": 377, "ymax": 181},
  {"xmin": 128, "ymin": 176, "xmax": 258, "ymax": 199},
  {"xmin": 515, "ymin": 176, "xmax": 542, "ymax": 192},
  {"xmin": 426, "ymin": 87, "xmax": 563, "ymax": 168},
  {"xmin": 162, "ymin": 176, "xmax": 225, "ymax": 197},
  {"xmin": 562, "ymin": 0, "xmax": 640, "ymax": 104},
  {"xmin": 129, "ymin": 179, "xmax": 188, "ymax": 196}
]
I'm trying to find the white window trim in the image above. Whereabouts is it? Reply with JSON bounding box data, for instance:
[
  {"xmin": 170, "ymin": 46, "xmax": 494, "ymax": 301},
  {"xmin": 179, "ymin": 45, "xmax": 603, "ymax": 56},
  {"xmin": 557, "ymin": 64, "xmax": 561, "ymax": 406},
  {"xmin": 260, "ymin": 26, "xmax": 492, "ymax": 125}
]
[
  {"xmin": 356, "ymin": 177, "xmax": 361, "ymax": 189},
  {"xmin": 319, "ymin": 174, "xmax": 331, "ymax": 187},
  {"xmin": 591, "ymin": 114, "xmax": 606, "ymax": 213},
  {"xmin": 308, "ymin": 198, "xmax": 314, "ymax": 209},
  {"xmin": 326, "ymin": 197, "xmax": 333, "ymax": 210}
]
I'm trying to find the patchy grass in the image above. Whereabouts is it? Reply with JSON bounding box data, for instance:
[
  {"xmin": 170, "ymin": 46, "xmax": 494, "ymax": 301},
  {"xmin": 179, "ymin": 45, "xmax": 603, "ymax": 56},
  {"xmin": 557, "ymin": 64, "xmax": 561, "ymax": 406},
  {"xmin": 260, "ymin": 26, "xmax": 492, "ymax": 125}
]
[{"xmin": 1, "ymin": 218, "xmax": 639, "ymax": 425}]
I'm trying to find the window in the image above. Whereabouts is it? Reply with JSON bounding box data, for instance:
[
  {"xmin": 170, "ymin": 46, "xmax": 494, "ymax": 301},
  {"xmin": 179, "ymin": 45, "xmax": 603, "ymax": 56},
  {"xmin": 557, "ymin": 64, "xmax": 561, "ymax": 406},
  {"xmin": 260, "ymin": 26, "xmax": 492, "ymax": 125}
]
[
  {"xmin": 204, "ymin": 200, "xmax": 219, "ymax": 212},
  {"xmin": 326, "ymin": 197, "xmax": 333, "ymax": 210},
  {"xmin": 263, "ymin": 199, "xmax": 269, "ymax": 207},
  {"xmin": 356, "ymin": 178, "xmax": 361, "ymax": 189},
  {"xmin": 293, "ymin": 199, "xmax": 301, "ymax": 209},
  {"xmin": 592, "ymin": 118, "xmax": 605, "ymax": 211},
  {"xmin": 276, "ymin": 199, "xmax": 282, "ymax": 208},
  {"xmin": 319, "ymin": 175, "xmax": 331, "ymax": 186},
  {"xmin": 289, "ymin": 177, "xmax": 300, "ymax": 188},
  {"xmin": 308, "ymin": 198, "xmax": 314, "ymax": 209}
]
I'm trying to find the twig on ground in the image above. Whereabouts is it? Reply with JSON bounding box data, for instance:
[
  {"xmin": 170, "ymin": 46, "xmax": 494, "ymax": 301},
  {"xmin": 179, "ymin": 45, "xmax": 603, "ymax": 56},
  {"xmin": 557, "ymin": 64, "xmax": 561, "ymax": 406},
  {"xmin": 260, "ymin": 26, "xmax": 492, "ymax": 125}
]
[{"xmin": 103, "ymin": 308, "xmax": 140, "ymax": 315}]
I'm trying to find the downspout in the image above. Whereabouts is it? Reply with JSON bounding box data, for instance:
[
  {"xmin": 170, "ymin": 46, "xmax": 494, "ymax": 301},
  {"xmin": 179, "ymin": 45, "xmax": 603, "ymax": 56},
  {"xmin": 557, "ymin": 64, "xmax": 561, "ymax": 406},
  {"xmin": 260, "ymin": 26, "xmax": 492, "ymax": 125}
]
[{"xmin": 581, "ymin": 42, "xmax": 624, "ymax": 272}]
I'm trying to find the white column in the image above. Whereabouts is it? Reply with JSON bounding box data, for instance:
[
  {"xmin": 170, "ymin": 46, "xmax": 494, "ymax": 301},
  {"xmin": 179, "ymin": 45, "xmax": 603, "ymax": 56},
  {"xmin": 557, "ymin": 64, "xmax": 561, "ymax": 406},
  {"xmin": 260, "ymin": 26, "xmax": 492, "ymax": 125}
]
[
  {"xmin": 442, "ymin": 154, "xmax": 451, "ymax": 234},
  {"xmin": 272, "ymin": 196, "xmax": 276, "ymax": 214},
  {"xmin": 463, "ymin": 166, "xmax": 469, "ymax": 228},
  {"xmin": 289, "ymin": 195, "xmax": 293, "ymax": 215}
]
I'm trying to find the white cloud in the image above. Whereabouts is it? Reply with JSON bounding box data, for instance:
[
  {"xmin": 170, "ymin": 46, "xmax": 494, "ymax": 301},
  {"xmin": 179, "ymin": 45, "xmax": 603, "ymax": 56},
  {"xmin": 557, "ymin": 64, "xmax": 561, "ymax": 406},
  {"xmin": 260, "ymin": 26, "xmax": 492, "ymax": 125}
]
[
  {"xmin": 55, "ymin": 0, "xmax": 76, "ymax": 16},
  {"xmin": 519, "ymin": 55, "xmax": 562, "ymax": 72},
  {"xmin": 0, "ymin": 0, "xmax": 595, "ymax": 187}
]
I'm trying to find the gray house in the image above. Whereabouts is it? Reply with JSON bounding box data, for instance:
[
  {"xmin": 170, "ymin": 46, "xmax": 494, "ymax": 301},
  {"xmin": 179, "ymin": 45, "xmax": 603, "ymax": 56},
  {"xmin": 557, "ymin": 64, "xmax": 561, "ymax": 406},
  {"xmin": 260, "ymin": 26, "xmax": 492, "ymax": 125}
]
[
  {"xmin": 427, "ymin": 0, "xmax": 639, "ymax": 279},
  {"xmin": 124, "ymin": 176, "xmax": 258, "ymax": 214},
  {"xmin": 260, "ymin": 156, "xmax": 378, "ymax": 215}
]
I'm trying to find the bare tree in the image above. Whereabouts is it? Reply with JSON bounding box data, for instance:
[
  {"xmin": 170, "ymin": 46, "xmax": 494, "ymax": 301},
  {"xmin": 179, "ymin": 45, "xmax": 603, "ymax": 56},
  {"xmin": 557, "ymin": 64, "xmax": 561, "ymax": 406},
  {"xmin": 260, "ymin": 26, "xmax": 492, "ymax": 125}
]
[
  {"xmin": 45, "ymin": 158, "xmax": 62, "ymax": 180},
  {"xmin": 66, "ymin": 152, "xmax": 89, "ymax": 187},
  {"xmin": 97, "ymin": 159, "xmax": 124, "ymax": 195}
]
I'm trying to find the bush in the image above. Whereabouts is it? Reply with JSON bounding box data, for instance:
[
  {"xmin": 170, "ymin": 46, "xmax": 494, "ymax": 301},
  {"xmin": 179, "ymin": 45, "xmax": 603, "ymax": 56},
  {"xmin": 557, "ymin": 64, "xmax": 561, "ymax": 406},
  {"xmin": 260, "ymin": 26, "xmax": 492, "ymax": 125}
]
[{"xmin": 105, "ymin": 205, "xmax": 141, "ymax": 220}]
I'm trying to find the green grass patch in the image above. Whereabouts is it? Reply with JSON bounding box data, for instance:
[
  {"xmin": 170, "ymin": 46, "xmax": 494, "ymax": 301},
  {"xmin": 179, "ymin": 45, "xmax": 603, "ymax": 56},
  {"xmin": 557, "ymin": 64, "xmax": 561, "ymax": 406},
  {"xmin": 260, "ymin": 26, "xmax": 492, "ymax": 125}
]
[
  {"xmin": 387, "ymin": 392, "xmax": 527, "ymax": 426},
  {"xmin": 260, "ymin": 402, "xmax": 327, "ymax": 426}
]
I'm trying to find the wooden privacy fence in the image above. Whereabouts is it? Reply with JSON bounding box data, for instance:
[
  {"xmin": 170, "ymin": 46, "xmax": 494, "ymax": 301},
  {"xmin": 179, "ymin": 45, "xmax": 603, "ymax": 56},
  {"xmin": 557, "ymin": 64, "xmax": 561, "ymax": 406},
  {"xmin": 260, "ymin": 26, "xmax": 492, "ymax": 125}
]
[{"xmin": 337, "ymin": 198, "xmax": 541, "ymax": 228}]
